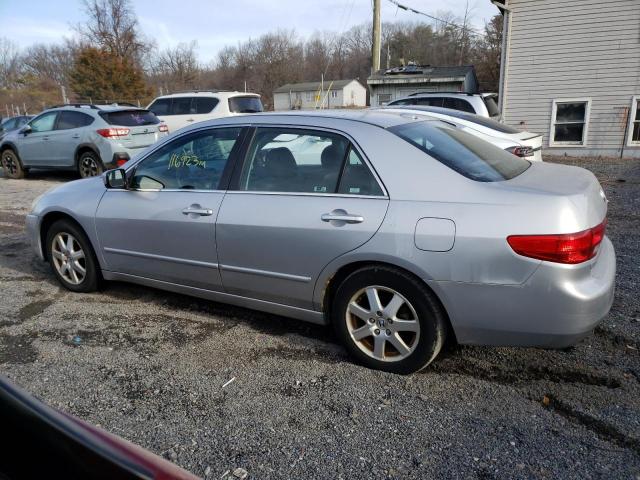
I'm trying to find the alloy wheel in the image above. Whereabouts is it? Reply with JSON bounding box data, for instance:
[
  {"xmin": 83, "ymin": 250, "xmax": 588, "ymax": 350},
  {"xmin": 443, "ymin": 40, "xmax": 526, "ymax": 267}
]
[
  {"xmin": 345, "ymin": 285, "xmax": 420, "ymax": 362},
  {"xmin": 80, "ymin": 156, "xmax": 100, "ymax": 177},
  {"xmin": 51, "ymin": 232, "xmax": 86, "ymax": 285},
  {"xmin": 3, "ymin": 153, "xmax": 18, "ymax": 176}
]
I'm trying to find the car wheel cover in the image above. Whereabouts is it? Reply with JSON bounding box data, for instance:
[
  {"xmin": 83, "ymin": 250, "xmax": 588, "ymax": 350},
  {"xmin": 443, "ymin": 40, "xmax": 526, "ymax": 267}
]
[
  {"xmin": 345, "ymin": 285, "xmax": 420, "ymax": 362},
  {"xmin": 51, "ymin": 232, "xmax": 86, "ymax": 285},
  {"xmin": 80, "ymin": 155, "xmax": 99, "ymax": 177}
]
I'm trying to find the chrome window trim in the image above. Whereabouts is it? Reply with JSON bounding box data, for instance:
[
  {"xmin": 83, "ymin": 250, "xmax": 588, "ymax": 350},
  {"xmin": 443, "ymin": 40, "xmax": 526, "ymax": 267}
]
[{"xmin": 224, "ymin": 190, "xmax": 388, "ymax": 200}]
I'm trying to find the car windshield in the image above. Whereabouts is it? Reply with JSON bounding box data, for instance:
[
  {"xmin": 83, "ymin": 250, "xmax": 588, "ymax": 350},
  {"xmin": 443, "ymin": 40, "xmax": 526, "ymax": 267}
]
[
  {"xmin": 99, "ymin": 109, "xmax": 159, "ymax": 126},
  {"xmin": 389, "ymin": 121, "xmax": 530, "ymax": 182},
  {"xmin": 228, "ymin": 96, "xmax": 263, "ymax": 113}
]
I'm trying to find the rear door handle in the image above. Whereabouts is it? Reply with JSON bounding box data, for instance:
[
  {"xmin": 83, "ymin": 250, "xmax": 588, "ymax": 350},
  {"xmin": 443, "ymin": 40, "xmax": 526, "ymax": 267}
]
[
  {"xmin": 42, "ymin": 136, "xmax": 49, "ymax": 141},
  {"xmin": 182, "ymin": 207, "xmax": 213, "ymax": 216},
  {"xmin": 186, "ymin": 118, "xmax": 194, "ymax": 122},
  {"xmin": 71, "ymin": 134, "xmax": 80, "ymax": 139},
  {"xmin": 321, "ymin": 210, "xmax": 364, "ymax": 224}
]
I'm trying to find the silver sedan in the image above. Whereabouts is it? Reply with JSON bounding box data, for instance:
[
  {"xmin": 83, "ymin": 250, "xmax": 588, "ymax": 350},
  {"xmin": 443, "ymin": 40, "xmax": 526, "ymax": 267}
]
[{"xmin": 25, "ymin": 110, "xmax": 616, "ymax": 374}]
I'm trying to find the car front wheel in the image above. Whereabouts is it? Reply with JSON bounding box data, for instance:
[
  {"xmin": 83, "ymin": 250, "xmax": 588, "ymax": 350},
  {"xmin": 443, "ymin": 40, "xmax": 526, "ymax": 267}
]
[
  {"xmin": 46, "ymin": 219, "xmax": 100, "ymax": 292},
  {"xmin": 1, "ymin": 150, "xmax": 25, "ymax": 179},
  {"xmin": 332, "ymin": 266, "xmax": 447, "ymax": 374}
]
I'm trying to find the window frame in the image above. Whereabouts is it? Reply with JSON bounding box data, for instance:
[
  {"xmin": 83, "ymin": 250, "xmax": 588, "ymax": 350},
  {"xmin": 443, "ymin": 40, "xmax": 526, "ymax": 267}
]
[
  {"xmin": 549, "ymin": 98, "xmax": 592, "ymax": 147},
  {"xmin": 626, "ymin": 95, "xmax": 640, "ymax": 147},
  {"xmin": 228, "ymin": 125, "xmax": 388, "ymax": 199},
  {"xmin": 123, "ymin": 125, "xmax": 251, "ymax": 193}
]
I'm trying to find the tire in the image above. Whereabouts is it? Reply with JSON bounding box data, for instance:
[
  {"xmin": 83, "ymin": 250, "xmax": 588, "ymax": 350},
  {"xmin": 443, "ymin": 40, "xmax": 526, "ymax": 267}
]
[
  {"xmin": 332, "ymin": 266, "xmax": 446, "ymax": 374},
  {"xmin": 77, "ymin": 151, "xmax": 104, "ymax": 178},
  {"xmin": 45, "ymin": 219, "xmax": 100, "ymax": 292},
  {"xmin": 1, "ymin": 149, "xmax": 25, "ymax": 179}
]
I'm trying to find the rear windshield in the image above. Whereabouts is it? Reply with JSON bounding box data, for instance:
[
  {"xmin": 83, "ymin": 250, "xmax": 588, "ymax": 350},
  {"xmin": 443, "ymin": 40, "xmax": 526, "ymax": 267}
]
[
  {"xmin": 229, "ymin": 96, "xmax": 263, "ymax": 113},
  {"xmin": 389, "ymin": 121, "xmax": 530, "ymax": 182},
  {"xmin": 388, "ymin": 106, "xmax": 520, "ymax": 134},
  {"xmin": 99, "ymin": 110, "xmax": 159, "ymax": 126},
  {"xmin": 483, "ymin": 95, "xmax": 500, "ymax": 118}
]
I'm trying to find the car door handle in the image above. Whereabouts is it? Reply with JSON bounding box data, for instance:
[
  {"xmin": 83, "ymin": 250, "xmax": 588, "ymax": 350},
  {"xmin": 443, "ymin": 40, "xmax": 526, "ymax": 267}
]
[
  {"xmin": 186, "ymin": 118, "xmax": 194, "ymax": 122},
  {"xmin": 42, "ymin": 136, "xmax": 49, "ymax": 141},
  {"xmin": 321, "ymin": 210, "xmax": 364, "ymax": 224},
  {"xmin": 182, "ymin": 207, "xmax": 213, "ymax": 216},
  {"xmin": 71, "ymin": 134, "xmax": 80, "ymax": 139}
]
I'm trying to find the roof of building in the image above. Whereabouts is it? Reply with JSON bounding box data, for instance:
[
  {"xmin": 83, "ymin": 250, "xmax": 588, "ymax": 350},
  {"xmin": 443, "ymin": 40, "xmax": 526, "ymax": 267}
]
[
  {"xmin": 367, "ymin": 65, "xmax": 476, "ymax": 85},
  {"xmin": 273, "ymin": 79, "xmax": 361, "ymax": 94}
]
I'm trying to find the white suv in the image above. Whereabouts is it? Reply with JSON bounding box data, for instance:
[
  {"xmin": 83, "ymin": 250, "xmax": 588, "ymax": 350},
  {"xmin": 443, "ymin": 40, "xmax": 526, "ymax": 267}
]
[
  {"xmin": 387, "ymin": 92, "xmax": 500, "ymax": 119},
  {"xmin": 147, "ymin": 91, "xmax": 263, "ymax": 133}
]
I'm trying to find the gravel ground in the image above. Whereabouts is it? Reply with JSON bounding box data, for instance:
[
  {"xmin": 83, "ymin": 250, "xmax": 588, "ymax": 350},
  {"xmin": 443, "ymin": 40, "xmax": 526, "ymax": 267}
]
[{"xmin": 1, "ymin": 158, "xmax": 639, "ymax": 480}]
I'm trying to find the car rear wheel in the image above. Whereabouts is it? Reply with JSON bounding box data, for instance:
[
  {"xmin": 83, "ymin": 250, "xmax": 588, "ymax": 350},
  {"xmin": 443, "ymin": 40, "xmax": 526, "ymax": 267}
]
[
  {"xmin": 332, "ymin": 266, "xmax": 446, "ymax": 374},
  {"xmin": 46, "ymin": 219, "xmax": 100, "ymax": 292},
  {"xmin": 78, "ymin": 151, "xmax": 103, "ymax": 178},
  {"xmin": 1, "ymin": 150, "xmax": 25, "ymax": 179}
]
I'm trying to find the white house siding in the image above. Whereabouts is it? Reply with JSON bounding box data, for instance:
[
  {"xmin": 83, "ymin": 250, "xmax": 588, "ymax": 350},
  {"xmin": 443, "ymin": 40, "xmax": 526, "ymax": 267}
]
[
  {"xmin": 501, "ymin": 0, "xmax": 640, "ymax": 158},
  {"xmin": 272, "ymin": 80, "xmax": 367, "ymax": 111}
]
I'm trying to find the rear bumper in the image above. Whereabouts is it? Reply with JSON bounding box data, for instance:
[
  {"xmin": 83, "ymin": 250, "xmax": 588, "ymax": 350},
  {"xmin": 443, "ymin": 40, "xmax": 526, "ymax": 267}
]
[
  {"xmin": 431, "ymin": 237, "xmax": 616, "ymax": 348},
  {"xmin": 25, "ymin": 214, "xmax": 44, "ymax": 261}
]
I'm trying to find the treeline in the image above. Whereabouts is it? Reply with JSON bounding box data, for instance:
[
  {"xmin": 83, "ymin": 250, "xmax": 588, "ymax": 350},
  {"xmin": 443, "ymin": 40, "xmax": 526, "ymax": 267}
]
[{"xmin": 0, "ymin": 0, "xmax": 501, "ymax": 114}]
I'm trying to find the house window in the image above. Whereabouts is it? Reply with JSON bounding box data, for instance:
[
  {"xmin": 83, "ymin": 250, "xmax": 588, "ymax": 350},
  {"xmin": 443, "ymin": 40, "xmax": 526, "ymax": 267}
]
[
  {"xmin": 331, "ymin": 90, "xmax": 338, "ymax": 98},
  {"xmin": 378, "ymin": 94, "xmax": 391, "ymax": 105},
  {"xmin": 628, "ymin": 96, "xmax": 640, "ymax": 145},
  {"xmin": 550, "ymin": 99, "xmax": 591, "ymax": 146},
  {"xmin": 306, "ymin": 91, "xmax": 311, "ymax": 101}
]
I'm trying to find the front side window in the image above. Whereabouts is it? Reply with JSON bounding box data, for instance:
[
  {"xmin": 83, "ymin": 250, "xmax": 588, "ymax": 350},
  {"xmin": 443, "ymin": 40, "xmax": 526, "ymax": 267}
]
[
  {"xmin": 415, "ymin": 97, "xmax": 444, "ymax": 107},
  {"xmin": 57, "ymin": 111, "xmax": 94, "ymax": 130},
  {"xmin": 389, "ymin": 120, "xmax": 530, "ymax": 182},
  {"xmin": 389, "ymin": 98, "xmax": 415, "ymax": 106},
  {"xmin": 29, "ymin": 112, "xmax": 58, "ymax": 133},
  {"xmin": 131, "ymin": 127, "xmax": 242, "ymax": 190},
  {"xmin": 629, "ymin": 96, "xmax": 640, "ymax": 145},
  {"xmin": 443, "ymin": 97, "xmax": 476, "ymax": 114},
  {"xmin": 551, "ymin": 99, "xmax": 590, "ymax": 146},
  {"xmin": 1, "ymin": 118, "xmax": 17, "ymax": 130},
  {"xmin": 238, "ymin": 128, "xmax": 383, "ymax": 195}
]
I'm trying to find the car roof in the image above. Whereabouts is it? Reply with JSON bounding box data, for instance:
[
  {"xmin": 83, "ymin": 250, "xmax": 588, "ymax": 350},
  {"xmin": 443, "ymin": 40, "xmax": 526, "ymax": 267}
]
[
  {"xmin": 195, "ymin": 108, "xmax": 449, "ymax": 130},
  {"xmin": 45, "ymin": 104, "xmax": 147, "ymax": 113},
  {"xmin": 153, "ymin": 91, "xmax": 260, "ymax": 100}
]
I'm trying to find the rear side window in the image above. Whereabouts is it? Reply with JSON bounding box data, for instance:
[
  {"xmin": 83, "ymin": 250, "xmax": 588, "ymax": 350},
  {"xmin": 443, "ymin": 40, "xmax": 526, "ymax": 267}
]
[
  {"xmin": 99, "ymin": 110, "xmax": 159, "ymax": 126},
  {"xmin": 443, "ymin": 98, "xmax": 476, "ymax": 114},
  {"xmin": 483, "ymin": 95, "xmax": 500, "ymax": 118},
  {"xmin": 415, "ymin": 97, "xmax": 444, "ymax": 107},
  {"xmin": 171, "ymin": 97, "xmax": 192, "ymax": 115},
  {"xmin": 57, "ymin": 111, "xmax": 94, "ymax": 130},
  {"xmin": 229, "ymin": 96, "xmax": 263, "ymax": 113},
  {"xmin": 194, "ymin": 97, "xmax": 219, "ymax": 114},
  {"xmin": 389, "ymin": 98, "xmax": 415, "ymax": 106},
  {"xmin": 148, "ymin": 98, "xmax": 171, "ymax": 115},
  {"xmin": 389, "ymin": 121, "xmax": 530, "ymax": 182}
]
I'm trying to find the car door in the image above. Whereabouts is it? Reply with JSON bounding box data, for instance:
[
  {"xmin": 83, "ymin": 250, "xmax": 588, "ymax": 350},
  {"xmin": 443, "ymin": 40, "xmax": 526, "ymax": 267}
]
[
  {"xmin": 50, "ymin": 111, "xmax": 95, "ymax": 166},
  {"xmin": 18, "ymin": 111, "xmax": 58, "ymax": 166},
  {"xmin": 216, "ymin": 126, "xmax": 389, "ymax": 310},
  {"xmin": 94, "ymin": 126, "xmax": 247, "ymax": 291}
]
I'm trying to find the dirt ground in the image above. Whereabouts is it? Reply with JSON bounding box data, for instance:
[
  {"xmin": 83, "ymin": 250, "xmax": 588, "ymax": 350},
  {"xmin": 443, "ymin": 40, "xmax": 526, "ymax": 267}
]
[{"xmin": 1, "ymin": 158, "xmax": 639, "ymax": 479}]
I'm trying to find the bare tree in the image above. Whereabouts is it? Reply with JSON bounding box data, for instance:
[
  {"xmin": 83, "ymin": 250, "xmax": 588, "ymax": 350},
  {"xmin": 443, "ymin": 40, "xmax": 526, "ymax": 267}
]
[
  {"xmin": 22, "ymin": 42, "xmax": 76, "ymax": 88},
  {"xmin": 0, "ymin": 37, "xmax": 21, "ymax": 89},
  {"xmin": 75, "ymin": 0, "xmax": 149, "ymax": 61},
  {"xmin": 150, "ymin": 41, "xmax": 200, "ymax": 92}
]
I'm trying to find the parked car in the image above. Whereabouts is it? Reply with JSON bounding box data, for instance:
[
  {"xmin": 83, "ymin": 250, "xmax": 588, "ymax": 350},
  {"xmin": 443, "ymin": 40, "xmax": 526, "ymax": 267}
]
[
  {"xmin": 381, "ymin": 105, "xmax": 543, "ymax": 161},
  {"xmin": 147, "ymin": 91, "xmax": 263, "ymax": 133},
  {"xmin": 387, "ymin": 92, "xmax": 500, "ymax": 119},
  {"xmin": 0, "ymin": 115, "xmax": 33, "ymax": 140},
  {"xmin": 26, "ymin": 110, "xmax": 615, "ymax": 374},
  {"xmin": 0, "ymin": 104, "xmax": 168, "ymax": 179},
  {"xmin": 0, "ymin": 375, "xmax": 199, "ymax": 479}
]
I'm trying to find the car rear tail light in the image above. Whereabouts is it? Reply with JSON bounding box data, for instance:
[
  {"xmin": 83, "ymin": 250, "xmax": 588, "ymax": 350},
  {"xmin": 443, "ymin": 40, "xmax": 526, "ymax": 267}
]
[
  {"xmin": 158, "ymin": 123, "xmax": 169, "ymax": 133},
  {"xmin": 96, "ymin": 128, "xmax": 130, "ymax": 138},
  {"xmin": 507, "ymin": 220, "xmax": 607, "ymax": 264},
  {"xmin": 505, "ymin": 146, "xmax": 534, "ymax": 158}
]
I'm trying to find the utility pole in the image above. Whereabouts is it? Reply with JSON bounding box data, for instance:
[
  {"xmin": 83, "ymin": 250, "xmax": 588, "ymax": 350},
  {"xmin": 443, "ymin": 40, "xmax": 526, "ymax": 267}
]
[{"xmin": 372, "ymin": 0, "xmax": 381, "ymax": 73}]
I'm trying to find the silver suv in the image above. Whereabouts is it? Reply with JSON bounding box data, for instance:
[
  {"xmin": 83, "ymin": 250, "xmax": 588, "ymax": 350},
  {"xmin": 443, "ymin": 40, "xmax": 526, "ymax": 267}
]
[
  {"xmin": 387, "ymin": 92, "xmax": 500, "ymax": 119},
  {"xmin": 0, "ymin": 104, "xmax": 168, "ymax": 179}
]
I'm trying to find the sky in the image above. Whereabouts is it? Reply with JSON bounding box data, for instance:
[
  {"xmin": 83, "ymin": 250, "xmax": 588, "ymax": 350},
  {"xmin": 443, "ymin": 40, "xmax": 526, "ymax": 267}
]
[{"xmin": 0, "ymin": 0, "xmax": 500, "ymax": 64}]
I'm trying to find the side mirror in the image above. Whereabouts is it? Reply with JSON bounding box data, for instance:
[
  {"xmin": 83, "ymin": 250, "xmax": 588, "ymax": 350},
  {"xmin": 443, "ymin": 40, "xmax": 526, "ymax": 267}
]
[
  {"xmin": 104, "ymin": 168, "xmax": 127, "ymax": 189},
  {"xmin": 19, "ymin": 125, "xmax": 32, "ymax": 135}
]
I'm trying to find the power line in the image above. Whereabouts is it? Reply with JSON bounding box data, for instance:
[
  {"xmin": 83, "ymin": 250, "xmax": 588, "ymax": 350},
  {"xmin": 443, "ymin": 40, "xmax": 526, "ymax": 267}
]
[{"xmin": 385, "ymin": 0, "xmax": 465, "ymax": 29}]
